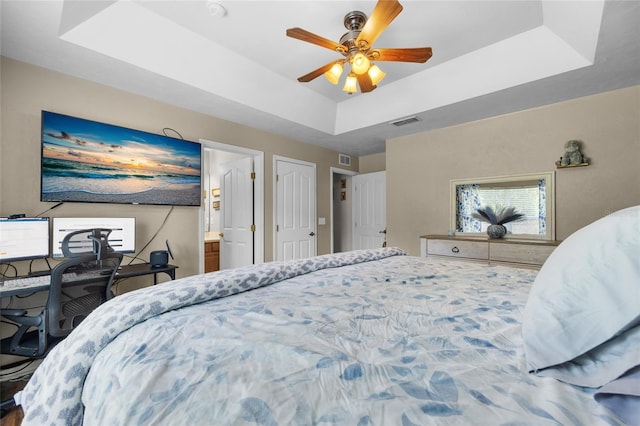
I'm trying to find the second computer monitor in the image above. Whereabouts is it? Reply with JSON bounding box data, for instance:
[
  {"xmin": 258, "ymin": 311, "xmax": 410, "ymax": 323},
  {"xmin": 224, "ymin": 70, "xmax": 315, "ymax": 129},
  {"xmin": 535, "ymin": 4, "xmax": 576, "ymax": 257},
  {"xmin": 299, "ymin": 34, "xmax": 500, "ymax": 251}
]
[{"xmin": 52, "ymin": 217, "xmax": 135, "ymax": 258}]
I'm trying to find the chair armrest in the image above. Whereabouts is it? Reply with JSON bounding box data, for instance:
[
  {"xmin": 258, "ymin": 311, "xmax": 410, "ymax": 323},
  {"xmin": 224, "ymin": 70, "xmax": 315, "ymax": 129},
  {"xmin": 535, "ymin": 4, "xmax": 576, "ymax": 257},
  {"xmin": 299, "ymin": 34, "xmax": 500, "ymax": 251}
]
[
  {"xmin": 1, "ymin": 309, "xmax": 42, "ymax": 327},
  {"xmin": 0, "ymin": 309, "xmax": 28, "ymax": 317}
]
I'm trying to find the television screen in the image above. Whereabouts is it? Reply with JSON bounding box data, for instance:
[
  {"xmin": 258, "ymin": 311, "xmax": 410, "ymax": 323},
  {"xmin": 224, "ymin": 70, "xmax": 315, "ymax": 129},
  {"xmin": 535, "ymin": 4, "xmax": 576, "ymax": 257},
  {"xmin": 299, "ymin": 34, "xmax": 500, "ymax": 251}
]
[
  {"xmin": 0, "ymin": 217, "xmax": 50, "ymax": 262},
  {"xmin": 41, "ymin": 111, "xmax": 202, "ymax": 206},
  {"xmin": 52, "ymin": 217, "xmax": 136, "ymax": 258}
]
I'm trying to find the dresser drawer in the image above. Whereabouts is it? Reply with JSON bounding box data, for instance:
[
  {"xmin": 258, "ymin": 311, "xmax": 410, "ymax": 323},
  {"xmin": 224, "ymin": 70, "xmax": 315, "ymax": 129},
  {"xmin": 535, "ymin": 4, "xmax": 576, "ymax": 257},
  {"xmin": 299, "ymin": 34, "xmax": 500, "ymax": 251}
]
[
  {"xmin": 427, "ymin": 239, "xmax": 488, "ymax": 260},
  {"xmin": 421, "ymin": 235, "xmax": 561, "ymax": 269},
  {"xmin": 490, "ymin": 243, "xmax": 557, "ymax": 266}
]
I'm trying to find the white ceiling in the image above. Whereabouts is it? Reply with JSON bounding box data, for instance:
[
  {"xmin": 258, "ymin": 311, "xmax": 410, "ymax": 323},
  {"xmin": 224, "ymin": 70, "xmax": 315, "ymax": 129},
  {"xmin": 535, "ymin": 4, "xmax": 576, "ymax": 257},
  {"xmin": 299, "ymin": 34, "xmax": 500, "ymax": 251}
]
[{"xmin": 1, "ymin": 0, "xmax": 639, "ymax": 156}]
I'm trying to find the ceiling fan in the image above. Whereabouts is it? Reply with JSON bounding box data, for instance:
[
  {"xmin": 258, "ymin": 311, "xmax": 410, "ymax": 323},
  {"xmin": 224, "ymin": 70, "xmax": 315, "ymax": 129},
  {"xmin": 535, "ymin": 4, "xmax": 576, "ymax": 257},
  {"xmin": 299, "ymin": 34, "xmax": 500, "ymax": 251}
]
[{"xmin": 286, "ymin": 0, "xmax": 432, "ymax": 95}]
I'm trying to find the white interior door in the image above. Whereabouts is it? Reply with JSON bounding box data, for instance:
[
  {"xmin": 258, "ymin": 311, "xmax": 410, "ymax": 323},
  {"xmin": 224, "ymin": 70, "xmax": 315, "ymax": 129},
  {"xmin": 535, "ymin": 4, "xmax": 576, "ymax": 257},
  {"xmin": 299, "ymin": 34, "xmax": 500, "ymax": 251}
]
[
  {"xmin": 220, "ymin": 156, "xmax": 254, "ymax": 269},
  {"xmin": 352, "ymin": 171, "xmax": 386, "ymax": 250},
  {"xmin": 275, "ymin": 158, "xmax": 316, "ymax": 261}
]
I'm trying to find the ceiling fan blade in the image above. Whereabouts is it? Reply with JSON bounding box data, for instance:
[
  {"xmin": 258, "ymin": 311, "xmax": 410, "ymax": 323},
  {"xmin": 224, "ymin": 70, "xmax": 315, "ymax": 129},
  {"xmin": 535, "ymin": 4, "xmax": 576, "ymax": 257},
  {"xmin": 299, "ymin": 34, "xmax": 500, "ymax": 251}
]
[
  {"xmin": 371, "ymin": 47, "xmax": 433, "ymax": 63},
  {"xmin": 356, "ymin": 0, "xmax": 404, "ymax": 49},
  {"xmin": 297, "ymin": 61, "xmax": 340, "ymax": 83},
  {"xmin": 357, "ymin": 73, "xmax": 375, "ymax": 93},
  {"xmin": 286, "ymin": 27, "xmax": 345, "ymax": 53}
]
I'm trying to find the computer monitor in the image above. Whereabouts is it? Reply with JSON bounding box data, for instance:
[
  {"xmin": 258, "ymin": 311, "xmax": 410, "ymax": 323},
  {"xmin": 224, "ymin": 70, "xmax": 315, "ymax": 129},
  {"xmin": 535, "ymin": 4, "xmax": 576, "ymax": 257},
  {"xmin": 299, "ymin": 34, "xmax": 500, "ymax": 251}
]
[
  {"xmin": 0, "ymin": 217, "xmax": 50, "ymax": 262},
  {"xmin": 52, "ymin": 217, "xmax": 135, "ymax": 258}
]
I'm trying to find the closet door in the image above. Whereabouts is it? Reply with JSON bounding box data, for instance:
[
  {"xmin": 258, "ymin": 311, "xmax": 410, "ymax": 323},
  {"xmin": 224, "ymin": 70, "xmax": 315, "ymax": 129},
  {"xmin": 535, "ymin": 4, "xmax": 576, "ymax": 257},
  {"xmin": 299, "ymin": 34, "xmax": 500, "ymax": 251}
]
[{"xmin": 352, "ymin": 171, "xmax": 386, "ymax": 250}]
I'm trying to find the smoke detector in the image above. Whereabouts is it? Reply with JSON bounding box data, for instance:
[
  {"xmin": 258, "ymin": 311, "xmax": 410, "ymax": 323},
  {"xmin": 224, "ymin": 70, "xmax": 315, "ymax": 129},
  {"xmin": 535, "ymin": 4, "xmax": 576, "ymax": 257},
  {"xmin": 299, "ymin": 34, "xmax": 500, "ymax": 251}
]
[{"xmin": 206, "ymin": 1, "xmax": 227, "ymax": 18}]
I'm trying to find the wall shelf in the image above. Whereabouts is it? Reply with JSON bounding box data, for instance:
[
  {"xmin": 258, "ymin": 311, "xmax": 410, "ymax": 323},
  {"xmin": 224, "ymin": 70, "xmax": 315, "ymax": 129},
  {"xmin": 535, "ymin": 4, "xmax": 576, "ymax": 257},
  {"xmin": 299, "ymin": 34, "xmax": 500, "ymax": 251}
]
[{"xmin": 555, "ymin": 162, "xmax": 589, "ymax": 169}]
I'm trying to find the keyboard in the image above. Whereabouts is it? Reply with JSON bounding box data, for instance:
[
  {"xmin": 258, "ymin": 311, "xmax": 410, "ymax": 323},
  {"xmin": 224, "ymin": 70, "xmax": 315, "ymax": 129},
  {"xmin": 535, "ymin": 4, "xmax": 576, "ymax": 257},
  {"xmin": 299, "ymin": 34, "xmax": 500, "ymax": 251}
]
[
  {"xmin": 0, "ymin": 272, "xmax": 84, "ymax": 291},
  {"xmin": 1, "ymin": 275, "xmax": 51, "ymax": 290}
]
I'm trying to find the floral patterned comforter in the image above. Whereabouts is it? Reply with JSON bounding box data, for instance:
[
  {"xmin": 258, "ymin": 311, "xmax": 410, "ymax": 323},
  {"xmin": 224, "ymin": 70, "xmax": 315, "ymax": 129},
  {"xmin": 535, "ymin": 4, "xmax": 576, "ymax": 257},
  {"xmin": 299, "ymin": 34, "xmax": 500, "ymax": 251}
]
[{"xmin": 18, "ymin": 248, "xmax": 624, "ymax": 425}]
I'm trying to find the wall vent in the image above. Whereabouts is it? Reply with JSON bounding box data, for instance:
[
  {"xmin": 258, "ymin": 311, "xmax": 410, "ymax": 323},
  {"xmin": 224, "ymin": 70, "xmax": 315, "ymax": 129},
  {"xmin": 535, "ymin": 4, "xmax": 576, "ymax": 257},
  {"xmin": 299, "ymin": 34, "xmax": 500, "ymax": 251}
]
[
  {"xmin": 338, "ymin": 153, "xmax": 352, "ymax": 166},
  {"xmin": 390, "ymin": 116, "xmax": 421, "ymax": 127}
]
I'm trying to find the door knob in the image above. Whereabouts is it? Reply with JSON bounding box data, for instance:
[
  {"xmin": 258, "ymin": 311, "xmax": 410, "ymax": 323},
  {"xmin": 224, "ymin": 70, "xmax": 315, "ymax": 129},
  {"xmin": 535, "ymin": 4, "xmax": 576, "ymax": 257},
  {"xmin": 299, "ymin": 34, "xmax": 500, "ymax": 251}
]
[
  {"xmin": 309, "ymin": 232, "xmax": 315, "ymax": 237},
  {"xmin": 379, "ymin": 229, "xmax": 387, "ymax": 234},
  {"xmin": 218, "ymin": 232, "xmax": 224, "ymax": 238}
]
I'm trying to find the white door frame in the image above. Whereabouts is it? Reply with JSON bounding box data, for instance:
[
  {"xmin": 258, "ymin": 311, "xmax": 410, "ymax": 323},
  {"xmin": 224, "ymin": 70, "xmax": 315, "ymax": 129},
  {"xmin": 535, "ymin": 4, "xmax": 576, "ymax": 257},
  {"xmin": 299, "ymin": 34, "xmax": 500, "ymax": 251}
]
[
  {"xmin": 273, "ymin": 155, "xmax": 317, "ymax": 260},
  {"xmin": 199, "ymin": 139, "xmax": 264, "ymax": 272},
  {"xmin": 330, "ymin": 167, "xmax": 357, "ymax": 253}
]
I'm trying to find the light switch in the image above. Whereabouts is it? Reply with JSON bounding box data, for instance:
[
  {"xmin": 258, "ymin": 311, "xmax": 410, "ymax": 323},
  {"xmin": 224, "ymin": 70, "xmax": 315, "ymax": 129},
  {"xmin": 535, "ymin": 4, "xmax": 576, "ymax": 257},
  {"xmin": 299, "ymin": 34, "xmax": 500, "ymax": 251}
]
[{"xmin": 318, "ymin": 217, "xmax": 326, "ymax": 225}]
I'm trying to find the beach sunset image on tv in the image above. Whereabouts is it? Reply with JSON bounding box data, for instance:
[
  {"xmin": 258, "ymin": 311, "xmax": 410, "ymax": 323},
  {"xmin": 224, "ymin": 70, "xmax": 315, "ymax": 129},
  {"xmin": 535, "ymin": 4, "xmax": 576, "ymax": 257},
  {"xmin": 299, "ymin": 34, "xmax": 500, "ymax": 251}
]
[{"xmin": 41, "ymin": 111, "xmax": 202, "ymax": 206}]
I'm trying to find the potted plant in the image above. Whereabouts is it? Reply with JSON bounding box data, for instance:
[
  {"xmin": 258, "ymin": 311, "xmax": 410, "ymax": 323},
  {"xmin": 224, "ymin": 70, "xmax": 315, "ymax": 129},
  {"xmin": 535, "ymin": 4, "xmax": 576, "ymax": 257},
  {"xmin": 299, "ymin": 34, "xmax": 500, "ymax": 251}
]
[{"xmin": 472, "ymin": 206, "xmax": 524, "ymax": 239}]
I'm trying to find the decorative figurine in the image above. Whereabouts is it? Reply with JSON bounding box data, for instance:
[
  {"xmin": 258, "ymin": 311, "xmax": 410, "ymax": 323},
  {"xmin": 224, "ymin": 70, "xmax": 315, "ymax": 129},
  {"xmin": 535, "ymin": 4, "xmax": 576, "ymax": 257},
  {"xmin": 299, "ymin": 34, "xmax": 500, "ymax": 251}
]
[{"xmin": 560, "ymin": 140, "xmax": 585, "ymax": 166}]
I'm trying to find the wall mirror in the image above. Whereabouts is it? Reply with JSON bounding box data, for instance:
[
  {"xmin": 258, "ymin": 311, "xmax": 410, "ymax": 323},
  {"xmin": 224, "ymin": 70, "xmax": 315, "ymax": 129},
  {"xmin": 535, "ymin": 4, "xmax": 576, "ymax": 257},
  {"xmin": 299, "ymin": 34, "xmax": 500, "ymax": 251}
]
[{"xmin": 450, "ymin": 172, "xmax": 555, "ymax": 240}]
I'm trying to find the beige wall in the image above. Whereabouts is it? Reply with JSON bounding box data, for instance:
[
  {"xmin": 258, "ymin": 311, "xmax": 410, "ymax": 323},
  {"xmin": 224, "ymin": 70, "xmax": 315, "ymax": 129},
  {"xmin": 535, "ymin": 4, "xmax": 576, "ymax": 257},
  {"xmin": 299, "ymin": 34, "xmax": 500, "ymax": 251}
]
[
  {"xmin": 0, "ymin": 57, "xmax": 358, "ymax": 283},
  {"xmin": 387, "ymin": 86, "xmax": 640, "ymax": 256},
  {"xmin": 3, "ymin": 57, "xmax": 638, "ymax": 271},
  {"xmin": 359, "ymin": 152, "xmax": 386, "ymax": 173}
]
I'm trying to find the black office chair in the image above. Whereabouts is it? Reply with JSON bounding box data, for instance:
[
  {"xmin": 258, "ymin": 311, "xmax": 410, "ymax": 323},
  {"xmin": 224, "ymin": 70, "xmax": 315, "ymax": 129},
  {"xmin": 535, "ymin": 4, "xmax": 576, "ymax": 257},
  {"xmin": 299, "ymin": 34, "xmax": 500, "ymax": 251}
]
[
  {"xmin": 0, "ymin": 251, "xmax": 122, "ymax": 357},
  {"xmin": 0, "ymin": 229, "xmax": 121, "ymax": 415}
]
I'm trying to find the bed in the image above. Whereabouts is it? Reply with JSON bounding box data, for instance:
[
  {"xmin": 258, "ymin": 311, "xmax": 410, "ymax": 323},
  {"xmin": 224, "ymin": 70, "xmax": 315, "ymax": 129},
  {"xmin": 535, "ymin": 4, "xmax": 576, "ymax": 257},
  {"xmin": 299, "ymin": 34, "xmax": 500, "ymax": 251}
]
[{"xmin": 16, "ymin": 206, "xmax": 640, "ymax": 425}]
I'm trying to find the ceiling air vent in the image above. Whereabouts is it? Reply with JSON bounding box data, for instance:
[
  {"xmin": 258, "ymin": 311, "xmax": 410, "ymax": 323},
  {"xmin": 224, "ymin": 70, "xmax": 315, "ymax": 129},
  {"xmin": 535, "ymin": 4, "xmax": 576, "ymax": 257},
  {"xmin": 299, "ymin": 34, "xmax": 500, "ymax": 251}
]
[
  {"xmin": 338, "ymin": 153, "xmax": 352, "ymax": 166},
  {"xmin": 390, "ymin": 116, "xmax": 421, "ymax": 127}
]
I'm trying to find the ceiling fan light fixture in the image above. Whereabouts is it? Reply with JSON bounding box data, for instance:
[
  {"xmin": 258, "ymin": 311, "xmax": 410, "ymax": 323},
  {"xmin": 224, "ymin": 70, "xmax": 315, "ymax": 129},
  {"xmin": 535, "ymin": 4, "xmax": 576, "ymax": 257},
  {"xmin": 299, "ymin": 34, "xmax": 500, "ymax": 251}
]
[
  {"xmin": 286, "ymin": 0, "xmax": 433, "ymax": 94},
  {"xmin": 342, "ymin": 72, "xmax": 358, "ymax": 94},
  {"xmin": 351, "ymin": 52, "xmax": 371, "ymax": 75},
  {"xmin": 324, "ymin": 62, "xmax": 344, "ymax": 85},
  {"xmin": 368, "ymin": 64, "xmax": 386, "ymax": 86}
]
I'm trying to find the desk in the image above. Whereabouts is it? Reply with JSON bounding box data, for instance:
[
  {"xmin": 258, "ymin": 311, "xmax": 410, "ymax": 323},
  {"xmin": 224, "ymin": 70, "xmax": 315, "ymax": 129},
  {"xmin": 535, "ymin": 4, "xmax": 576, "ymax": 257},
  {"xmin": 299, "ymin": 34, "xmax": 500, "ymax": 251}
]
[
  {"xmin": 0, "ymin": 263, "xmax": 178, "ymax": 298},
  {"xmin": 116, "ymin": 263, "xmax": 177, "ymax": 285}
]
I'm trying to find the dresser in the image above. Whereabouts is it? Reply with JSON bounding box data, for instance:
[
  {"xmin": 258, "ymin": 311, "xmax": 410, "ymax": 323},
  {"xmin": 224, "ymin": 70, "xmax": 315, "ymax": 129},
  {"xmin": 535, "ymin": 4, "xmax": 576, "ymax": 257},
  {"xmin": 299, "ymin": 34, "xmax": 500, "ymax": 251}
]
[
  {"xmin": 204, "ymin": 240, "xmax": 220, "ymax": 272},
  {"xmin": 420, "ymin": 235, "xmax": 560, "ymax": 269}
]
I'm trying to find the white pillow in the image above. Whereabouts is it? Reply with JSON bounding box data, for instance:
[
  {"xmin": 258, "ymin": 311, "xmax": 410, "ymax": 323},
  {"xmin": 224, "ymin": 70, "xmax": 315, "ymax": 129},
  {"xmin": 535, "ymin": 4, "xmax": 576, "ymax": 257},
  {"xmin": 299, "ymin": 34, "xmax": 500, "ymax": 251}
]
[
  {"xmin": 536, "ymin": 325, "xmax": 640, "ymax": 387},
  {"xmin": 522, "ymin": 205, "xmax": 640, "ymax": 375}
]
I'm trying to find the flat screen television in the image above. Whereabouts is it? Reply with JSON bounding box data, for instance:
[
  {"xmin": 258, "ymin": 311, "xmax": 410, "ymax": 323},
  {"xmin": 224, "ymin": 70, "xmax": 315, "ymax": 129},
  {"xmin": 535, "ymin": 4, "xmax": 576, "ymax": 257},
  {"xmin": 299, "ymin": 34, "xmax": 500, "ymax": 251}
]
[
  {"xmin": 51, "ymin": 217, "xmax": 136, "ymax": 258},
  {"xmin": 41, "ymin": 111, "xmax": 202, "ymax": 206},
  {"xmin": 0, "ymin": 217, "xmax": 50, "ymax": 262}
]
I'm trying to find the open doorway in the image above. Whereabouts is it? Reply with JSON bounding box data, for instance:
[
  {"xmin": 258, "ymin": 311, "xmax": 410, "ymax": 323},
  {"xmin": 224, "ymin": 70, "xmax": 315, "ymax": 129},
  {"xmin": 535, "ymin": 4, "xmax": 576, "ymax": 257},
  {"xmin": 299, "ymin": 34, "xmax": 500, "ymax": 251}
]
[
  {"xmin": 203, "ymin": 149, "xmax": 248, "ymax": 243},
  {"xmin": 330, "ymin": 167, "xmax": 357, "ymax": 253},
  {"xmin": 199, "ymin": 139, "xmax": 264, "ymax": 272}
]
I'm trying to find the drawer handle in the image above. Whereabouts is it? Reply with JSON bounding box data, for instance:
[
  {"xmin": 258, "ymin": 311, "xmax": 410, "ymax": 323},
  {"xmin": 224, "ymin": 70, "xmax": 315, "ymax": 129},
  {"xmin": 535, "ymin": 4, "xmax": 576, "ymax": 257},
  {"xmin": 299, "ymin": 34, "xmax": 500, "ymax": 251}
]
[{"xmin": 451, "ymin": 246, "xmax": 460, "ymax": 254}]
